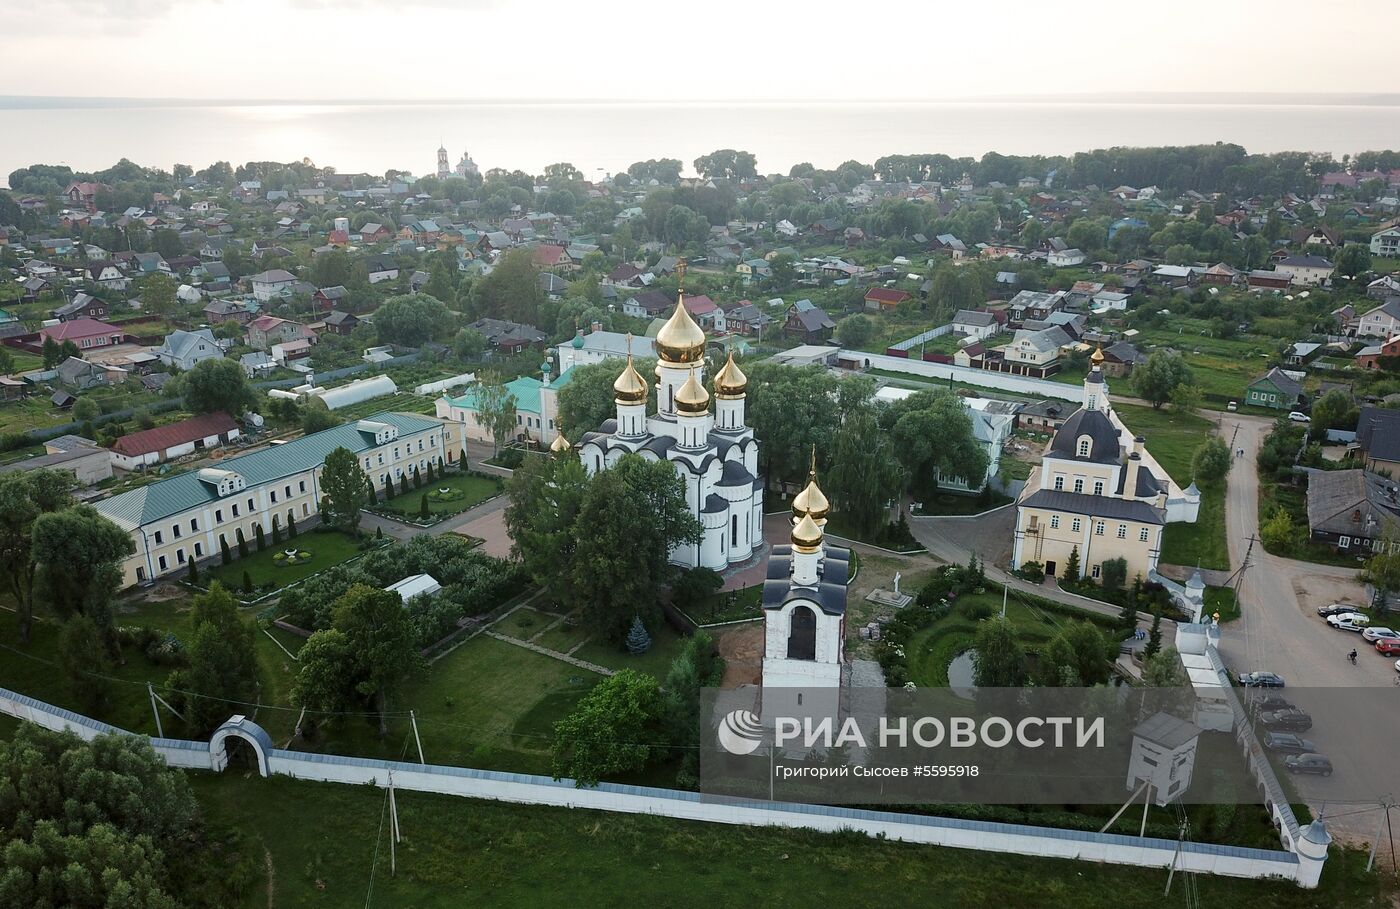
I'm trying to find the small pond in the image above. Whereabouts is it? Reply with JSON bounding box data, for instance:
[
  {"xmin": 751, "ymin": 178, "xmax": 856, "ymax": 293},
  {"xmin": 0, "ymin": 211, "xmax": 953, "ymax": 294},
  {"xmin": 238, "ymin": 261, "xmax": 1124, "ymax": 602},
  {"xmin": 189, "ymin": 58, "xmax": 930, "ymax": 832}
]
[{"xmin": 947, "ymin": 649, "xmax": 977, "ymax": 699}]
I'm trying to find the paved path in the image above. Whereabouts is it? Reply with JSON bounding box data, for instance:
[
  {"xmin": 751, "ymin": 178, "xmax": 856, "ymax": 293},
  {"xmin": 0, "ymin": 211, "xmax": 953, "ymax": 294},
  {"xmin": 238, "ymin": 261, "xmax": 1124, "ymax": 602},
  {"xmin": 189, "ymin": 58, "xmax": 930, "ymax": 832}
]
[{"xmin": 482, "ymin": 630, "xmax": 613, "ymax": 676}]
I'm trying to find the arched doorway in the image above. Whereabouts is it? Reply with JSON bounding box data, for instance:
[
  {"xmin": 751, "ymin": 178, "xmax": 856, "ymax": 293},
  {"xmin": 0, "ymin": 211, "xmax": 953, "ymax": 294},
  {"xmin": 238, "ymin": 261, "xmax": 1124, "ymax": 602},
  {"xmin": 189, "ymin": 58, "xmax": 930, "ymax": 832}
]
[
  {"xmin": 787, "ymin": 605, "xmax": 816, "ymax": 661},
  {"xmin": 209, "ymin": 716, "xmax": 273, "ymax": 777}
]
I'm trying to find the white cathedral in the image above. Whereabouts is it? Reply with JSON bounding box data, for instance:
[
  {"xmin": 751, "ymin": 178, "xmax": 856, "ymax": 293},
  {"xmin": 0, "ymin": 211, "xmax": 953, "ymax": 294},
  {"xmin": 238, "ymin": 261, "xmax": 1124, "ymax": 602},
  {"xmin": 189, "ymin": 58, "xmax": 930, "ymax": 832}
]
[{"xmin": 577, "ymin": 288, "xmax": 764, "ymax": 571}]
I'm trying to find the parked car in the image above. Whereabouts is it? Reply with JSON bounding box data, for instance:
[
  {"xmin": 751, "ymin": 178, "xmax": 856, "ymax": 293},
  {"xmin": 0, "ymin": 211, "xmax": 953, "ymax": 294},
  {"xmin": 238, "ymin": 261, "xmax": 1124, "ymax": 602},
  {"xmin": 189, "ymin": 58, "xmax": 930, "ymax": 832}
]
[
  {"xmin": 1363, "ymin": 627, "xmax": 1398, "ymax": 642},
  {"xmin": 1252, "ymin": 694, "xmax": 1295, "ymax": 713},
  {"xmin": 1288, "ymin": 411, "xmax": 1310, "ymax": 423},
  {"xmin": 1227, "ymin": 401, "xmax": 1238, "ymax": 412},
  {"xmin": 1238, "ymin": 671, "xmax": 1286, "ymax": 688},
  {"xmin": 1263, "ymin": 732, "xmax": 1318, "ymax": 755},
  {"xmin": 1318, "ymin": 604, "xmax": 1360, "ymax": 618},
  {"xmin": 1285, "ymin": 753, "xmax": 1333, "ymax": 776},
  {"xmin": 1376, "ymin": 638, "xmax": 1400, "ymax": 656},
  {"xmin": 1329, "ymin": 613, "xmax": 1370, "ymax": 631},
  {"xmin": 1261, "ymin": 710, "xmax": 1313, "ymax": 731}
]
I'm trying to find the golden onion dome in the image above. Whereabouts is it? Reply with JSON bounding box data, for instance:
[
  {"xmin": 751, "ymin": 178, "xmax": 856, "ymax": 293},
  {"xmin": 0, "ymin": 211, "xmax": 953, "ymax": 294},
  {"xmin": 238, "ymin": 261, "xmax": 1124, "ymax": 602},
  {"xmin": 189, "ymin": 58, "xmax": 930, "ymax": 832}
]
[
  {"xmin": 791, "ymin": 512, "xmax": 824, "ymax": 553},
  {"xmin": 713, "ymin": 351, "xmax": 748, "ymax": 399},
  {"xmin": 655, "ymin": 295, "xmax": 706, "ymax": 364},
  {"xmin": 675, "ymin": 368, "xmax": 711, "ymax": 415},
  {"xmin": 613, "ymin": 350, "xmax": 648, "ymax": 404},
  {"xmin": 1090, "ymin": 343, "xmax": 1105, "ymax": 366},
  {"xmin": 791, "ymin": 449, "xmax": 829, "ymax": 525},
  {"xmin": 550, "ymin": 433, "xmax": 572, "ymax": 453}
]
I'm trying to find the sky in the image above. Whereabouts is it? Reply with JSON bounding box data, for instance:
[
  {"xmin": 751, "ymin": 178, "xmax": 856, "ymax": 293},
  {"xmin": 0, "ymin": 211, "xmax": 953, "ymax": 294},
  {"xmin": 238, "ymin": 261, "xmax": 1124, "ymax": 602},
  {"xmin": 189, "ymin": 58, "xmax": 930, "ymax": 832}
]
[{"xmin": 1, "ymin": 0, "xmax": 1392, "ymax": 102}]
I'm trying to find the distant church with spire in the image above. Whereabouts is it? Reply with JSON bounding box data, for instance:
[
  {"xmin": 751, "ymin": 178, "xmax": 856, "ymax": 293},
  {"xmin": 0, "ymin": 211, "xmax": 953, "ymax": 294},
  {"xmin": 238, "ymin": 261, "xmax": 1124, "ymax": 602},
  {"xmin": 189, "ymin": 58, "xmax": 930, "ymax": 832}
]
[
  {"xmin": 577, "ymin": 264, "xmax": 763, "ymax": 570},
  {"xmin": 436, "ymin": 144, "xmax": 479, "ymax": 179}
]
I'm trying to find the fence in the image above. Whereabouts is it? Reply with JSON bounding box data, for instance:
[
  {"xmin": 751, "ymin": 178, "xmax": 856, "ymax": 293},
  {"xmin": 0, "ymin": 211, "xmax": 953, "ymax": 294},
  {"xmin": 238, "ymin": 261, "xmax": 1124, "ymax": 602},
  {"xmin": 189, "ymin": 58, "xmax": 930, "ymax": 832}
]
[
  {"xmin": 0, "ymin": 683, "xmax": 1326, "ymax": 886},
  {"xmin": 888, "ymin": 323, "xmax": 953, "ymax": 354},
  {"xmin": 852, "ymin": 350, "xmax": 1083, "ymax": 402}
]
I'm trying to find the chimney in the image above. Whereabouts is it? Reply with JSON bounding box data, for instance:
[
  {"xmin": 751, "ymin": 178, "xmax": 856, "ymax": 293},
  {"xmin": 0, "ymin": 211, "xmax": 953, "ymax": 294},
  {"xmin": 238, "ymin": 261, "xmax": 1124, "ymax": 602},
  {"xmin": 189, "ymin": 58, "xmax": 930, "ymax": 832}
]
[
  {"xmin": 591, "ymin": 321, "xmax": 603, "ymax": 334},
  {"xmin": 1125, "ymin": 452, "xmax": 1142, "ymax": 501}
]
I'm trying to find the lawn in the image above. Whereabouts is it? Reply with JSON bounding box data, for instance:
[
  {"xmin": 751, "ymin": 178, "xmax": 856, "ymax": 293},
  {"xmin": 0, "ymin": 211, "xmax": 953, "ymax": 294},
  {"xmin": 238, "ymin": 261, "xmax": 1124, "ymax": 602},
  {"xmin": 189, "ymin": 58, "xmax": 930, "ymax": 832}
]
[
  {"xmin": 377, "ymin": 470, "xmax": 501, "ymax": 521},
  {"xmin": 903, "ymin": 591, "xmax": 1070, "ymax": 688},
  {"xmin": 494, "ymin": 605, "xmax": 557, "ymax": 641},
  {"xmin": 183, "ymin": 770, "xmax": 1393, "ymax": 909},
  {"xmin": 912, "ymin": 489, "xmax": 1014, "ymax": 516},
  {"xmin": 207, "ymin": 529, "xmax": 368, "ymax": 597},
  {"xmin": 572, "ymin": 620, "xmax": 687, "ymax": 678},
  {"xmin": 1116, "ymin": 404, "xmax": 1229, "ymax": 569},
  {"xmin": 685, "ymin": 584, "xmax": 764, "ymax": 625},
  {"xmin": 304, "ymin": 633, "xmax": 602, "ymax": 775}
]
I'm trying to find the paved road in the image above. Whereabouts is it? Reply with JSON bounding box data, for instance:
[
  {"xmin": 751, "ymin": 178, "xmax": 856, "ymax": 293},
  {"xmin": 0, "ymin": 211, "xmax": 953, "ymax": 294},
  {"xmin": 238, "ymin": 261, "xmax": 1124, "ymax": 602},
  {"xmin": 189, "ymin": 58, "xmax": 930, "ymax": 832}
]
[{"xmin": 1213, "ymin": 413, "xmax": 1394, "ymax": 838}]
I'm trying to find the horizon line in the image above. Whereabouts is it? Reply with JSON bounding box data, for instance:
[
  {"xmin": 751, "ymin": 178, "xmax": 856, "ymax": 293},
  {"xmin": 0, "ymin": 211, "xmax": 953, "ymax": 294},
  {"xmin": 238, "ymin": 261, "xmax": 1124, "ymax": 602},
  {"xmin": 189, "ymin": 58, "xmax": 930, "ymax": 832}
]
[{"xmin": 4, "ymin": 91, "xmax": 1400, "ymax": 109}]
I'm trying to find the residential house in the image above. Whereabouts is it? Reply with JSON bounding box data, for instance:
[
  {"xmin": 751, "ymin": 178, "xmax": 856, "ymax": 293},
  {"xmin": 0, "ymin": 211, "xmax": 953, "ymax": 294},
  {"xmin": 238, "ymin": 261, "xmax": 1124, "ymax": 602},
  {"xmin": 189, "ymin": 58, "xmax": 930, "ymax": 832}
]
[
  {"xmin": 724, "ymin": 301, "xmax": 774, "ymax": 337},
  {"xmin": 271, "ymin": 339, "xmax": 312, "ymax": 366},
  {"xmin": 249, "ymin": 268, "xmax": 298, "ymax": 302},
  {"xmin": 467, "ymin": 318, "xmax": 549, "ymax": 355},
  {"xmin": 736, "ymin": 258, "xmax": 771, "ymax": 284},
  {"xmin": 784, "ymin": 300, "xmax": 836, "ymax": 344},
  {"xmin": 539, "ymin": 273, "xmax": 569, "ymax": 300},
  {"xmin": 930, "ymin": 234, "xmax": 968, "ymax": 258},
  {"xmin": 358, "ymin": 223, "xmax": 390, "ymax": 244},
  {"xmin": 531, "ymin": 244, "xmax": 576, "ymax": 271},
  {"xmin": 621, "ymin": 290, "xmax": 673, "ymax": 320},
  {"xmin": 951, "ymin": 309, "xmax": 1001, "ymax": 340},
  {"xmin": 0, "ymin": 436, "xmax": 112, "ymax": 486},
  {"xmin": 604, "ymin": 263, "xmax": 646, "ymax": 287},
  {"xmin": 313, "ymin": 285, "xmax": 348, "ymax": 311},
  {"xmin": 110, "ymin": 411, "xmax": 242, "ymax": 471},
  {"xmin": 64, "ymin": 181, "xmax": 105, "ymax": 213},
  {"xmin": 1275, "ymin": 255, "xmax": 1335, "ymax": 287},
  {"xmin": 1047, "ymin": 247, "xmax": 1086, "ymax": 268},
  {"xmin": 1291, "ymin": 226, "xmax": 1342, "ymax": 248},
  {"xmin": 203, "ymin": 299, "xmax": 252, "ymax": 324},
  {"xmin": 1244, "ymin": 367, "xmax": 1306, "ymax": 410},
  {"xmin": 864, "ymin": 287, "xmax": 912, "ymax": 312},
  {"xmin": 996, "ymin": 327, "xmax": 1064, "ymax": 377},
  {"xmin": 56, "ymin": 356, "xmax": 125, "ymax": 389},
  {"xmin": 1285, "ymin": 342, "xmax": 1324, "ymax": 367},
  {"xmin": 38, "ymin": 318, "xmax": 124, "ymax": 351},
  {"xmin": 1200, "ymin": 263, "xmax": 1240, "ymax": 287},
  {"xmin": 1356, "ymin": 299, "xmax": 1400, "ymax": 338},
  {"xmin": 1357, "ymin": 336, "xmax": 1400, "ymax": 370},
  {"xmin": 1007, "ymin": 290, "xmax": 1066, "ymax": 322},
  {"xmin": 1367, "ymin": 276, "xmax": 1400, "ymax": 301},
  {"xmin": 85, "ymin": 261, "xmax": 128, "ymax": 290},
  {"xmin": 1371, "ymin": 226, "xmax": 1400, "ymax": 258},
  {"xmin": 366, "ymin": 257, "xmax": 399, "ymax": 284},
  {"xmin": 1097, "ymin": 341, "xmax": 1145, "ymax": 378},
  {"xmin": 51, "ymin": 293, "xmax": 108, "ymax": 322},
  {"xmin": 1305, "ymin": 469, "xmax": 1400, "ymax": 555},
  {"xmin": 322, "ymin": 310, "xmax": 360, "ymax": 336},
  {"xmin": 94, "ymin": 412, "xmax": 459, "ymax": 584},
  {"xmin": 246, "ymin": 316, "xmax": 314, "ymax": 351},
  {"xmin": 682, "ymin": 293, "xmax": 725, "ymax": 332},
  {"xmin": 239, "ymin": 351, "xmax": 275, "ymax": 377},
  {"xmin": 1357, "ymin": 406, "xmax": 1400, "ymax": 474},
  {"xmin": 154, "ymin": 329, "xmax": 222, "ymax": 371}
]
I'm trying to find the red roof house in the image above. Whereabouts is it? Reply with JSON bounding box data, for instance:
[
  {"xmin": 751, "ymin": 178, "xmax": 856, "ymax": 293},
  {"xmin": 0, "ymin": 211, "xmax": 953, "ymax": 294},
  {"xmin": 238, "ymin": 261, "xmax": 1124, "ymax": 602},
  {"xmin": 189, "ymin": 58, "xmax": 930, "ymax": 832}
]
[
  {"xmin": 864, "ymin": 287, "xmax": 913, "ymax": 311},
  {"xmin": 38, "ymin": 318, "xmax": 124, "ymax": 350},
  {"xmin": 109, "ymin": 411, "xmax": 241, "ymax": 469}
]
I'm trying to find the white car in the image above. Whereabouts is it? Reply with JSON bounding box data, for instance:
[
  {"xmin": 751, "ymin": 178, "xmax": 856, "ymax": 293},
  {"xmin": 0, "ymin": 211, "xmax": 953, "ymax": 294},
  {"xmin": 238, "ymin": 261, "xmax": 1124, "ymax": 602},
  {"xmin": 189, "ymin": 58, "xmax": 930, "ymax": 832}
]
[
  {"xmin": 1288, "ymin": 411, "xmax": 1310, "ymax": 423},
  {"xmin": 1363, "ymin": 627, "xmax": 1399, "ymax": 642},
  {"xmin": 1329, "ymin": 613, "xmax": 1370, "ymax": 631}
]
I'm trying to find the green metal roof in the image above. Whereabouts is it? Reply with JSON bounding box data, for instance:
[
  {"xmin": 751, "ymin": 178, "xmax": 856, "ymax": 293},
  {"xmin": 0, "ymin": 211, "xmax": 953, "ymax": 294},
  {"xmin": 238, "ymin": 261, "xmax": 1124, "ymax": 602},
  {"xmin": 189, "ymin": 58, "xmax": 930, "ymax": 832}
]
[
  {"xmin": 94, "ymin": 411, "xmax": 442, "ymax": 529},
  {"xmin": 441, "ymin": 368, "xmax": 574, "ymax": 417}
]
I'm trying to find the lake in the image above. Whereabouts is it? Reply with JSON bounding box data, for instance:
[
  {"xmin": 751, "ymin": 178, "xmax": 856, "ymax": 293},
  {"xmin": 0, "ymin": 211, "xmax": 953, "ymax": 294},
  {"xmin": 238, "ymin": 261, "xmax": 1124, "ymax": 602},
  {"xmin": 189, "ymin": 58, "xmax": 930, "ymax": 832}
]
[{"xmin": 4, "ymin": 99, "xmax": 1400, "ymax": 185}]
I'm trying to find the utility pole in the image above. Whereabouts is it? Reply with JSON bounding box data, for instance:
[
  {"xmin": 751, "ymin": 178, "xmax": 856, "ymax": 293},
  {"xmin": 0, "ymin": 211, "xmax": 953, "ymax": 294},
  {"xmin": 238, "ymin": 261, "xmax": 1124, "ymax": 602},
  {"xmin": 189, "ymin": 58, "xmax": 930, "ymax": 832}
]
[
  {"xmin": 148, "ymin": 682, "xmax": 163, "ymax": 738},
  {"xmin": 410, "ymin": 710, "xmax": 425, "ymax": 765}
]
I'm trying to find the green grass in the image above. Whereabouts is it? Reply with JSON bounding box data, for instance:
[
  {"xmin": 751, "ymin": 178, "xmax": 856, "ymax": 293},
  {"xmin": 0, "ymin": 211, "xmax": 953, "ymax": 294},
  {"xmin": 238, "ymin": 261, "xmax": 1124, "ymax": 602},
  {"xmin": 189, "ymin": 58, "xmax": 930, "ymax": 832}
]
[
  {"xmin": 686, "ymin": 585, "xmax": 763, "ymax": 625},
  {"xmin": 377, "ymin": 470, "xmax": 500, "ymax": 519},
  {"xmin": 1259, "ymin": 480, "xmax": 1368, "ymax": 568},
  {"xmin": 207, "ymin": 530, "xmax": 366, "ymax": 596},
  {"xmin": 182, "ymin": 770, "xmax": 1394, "ymax": 909},
  {"xmin": 532, "ymin": 616, "xmax": 592, "ymax": 653},
  {"xmin": 1115, "ymin": 405, "xmax": 1229, "ymax": 569},
  {"xmin": 904, "ymin": 593, "xmax": 1066, "ymax": 687},
  {"xmin": 1206, "ymin": 586, "xmax": 1239, "ymax": 622},
  {"xmin": 572, "ymin": 621, "xmax": 687, "ymax": 677},
  {"xmin": 912, "ymin": 489, "xmax": 1014, "ymax": 516},
  {"xmin": 494, "ymin": 606, "xmax": 556, "ymax": 641}
]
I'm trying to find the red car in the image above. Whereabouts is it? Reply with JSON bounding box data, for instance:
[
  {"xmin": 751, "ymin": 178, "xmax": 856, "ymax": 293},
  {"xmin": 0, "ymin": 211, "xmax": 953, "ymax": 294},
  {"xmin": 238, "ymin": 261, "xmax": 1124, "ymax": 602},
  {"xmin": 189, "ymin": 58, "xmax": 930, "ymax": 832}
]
[{"xmin": 1376, "ymin": 638, "xmax": 1400, "ymax": 656}]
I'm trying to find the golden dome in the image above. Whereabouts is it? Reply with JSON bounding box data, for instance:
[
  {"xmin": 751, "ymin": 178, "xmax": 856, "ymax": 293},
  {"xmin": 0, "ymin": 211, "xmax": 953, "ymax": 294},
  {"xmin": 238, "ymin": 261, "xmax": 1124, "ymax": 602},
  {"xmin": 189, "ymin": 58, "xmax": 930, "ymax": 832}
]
[
  {"xmin": 791, "ymin": 449, "xmax": 829, "ymax": 525},
  {"xmin": 655, "ymin": 295, "xmax": 706, "ymax": 364},
  {"xmin": 1090, "ymin": 343, "xmax": 1105, "ymax": 366},
  {"xmin": 675, "ymin": 368, "xmax": 711, "ymax": 415},
  {"xmin": 613, "ymin": 350, "xmax": 648, "ymax": 404},
  {"xmin": 713, "ymin": 351, "xmax": 747, "ymax": 399},
  {"xmin": 550, "ymin": 433, "xmax": 572, "ymax": 453},
  {"xmin": 791, "ymin": 512, "xmax": 824, "ymax": 553}
]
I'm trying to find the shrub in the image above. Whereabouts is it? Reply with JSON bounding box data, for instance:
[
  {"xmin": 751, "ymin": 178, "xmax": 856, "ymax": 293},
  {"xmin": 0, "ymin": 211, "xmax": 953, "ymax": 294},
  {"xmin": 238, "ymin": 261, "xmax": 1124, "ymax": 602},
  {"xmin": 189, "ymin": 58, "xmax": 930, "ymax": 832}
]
[
  {"xmin": 419, "ymin": 493, "xmax": 430, "ymax": 519},
  {"xmin": 1015, "ymin": 561, "xmax": 1045, "ymax": 583},
  {"xmin": 242, "ymin": 570, "xmax": 254, "ymax": 595}
]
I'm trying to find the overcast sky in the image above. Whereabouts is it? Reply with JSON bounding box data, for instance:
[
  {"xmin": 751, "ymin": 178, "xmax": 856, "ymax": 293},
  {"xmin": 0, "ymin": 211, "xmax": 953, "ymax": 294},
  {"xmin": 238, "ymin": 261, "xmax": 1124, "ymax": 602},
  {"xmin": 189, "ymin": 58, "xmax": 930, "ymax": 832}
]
[{"xmin": 2, "ymin": 0, "xmax": 1390, "ymax": 101}]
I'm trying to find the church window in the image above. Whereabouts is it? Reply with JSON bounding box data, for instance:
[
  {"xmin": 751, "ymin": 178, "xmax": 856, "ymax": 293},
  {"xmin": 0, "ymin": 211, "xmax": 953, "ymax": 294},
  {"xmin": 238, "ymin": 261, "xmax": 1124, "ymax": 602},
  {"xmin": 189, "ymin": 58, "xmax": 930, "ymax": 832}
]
[
  {"xmin": 1116, "ymin": 524, "xmax": 1127, "ymax": 539},
  {"xmin": 787, "ymin": 605, "xmax": 817, "ymax": 661},
  {"xmin": 732, "ymin": 515, "xmax": 739, "ymax": 547},
  {"xmin": 1087, "ymin": 395, "xmax": 1096, "ymax": 411},
  {"xmin": 1077, "ymin": 438, "xmax": 1091, "ymax": 458},
  {"xmin": 1049, "ymin": 515, "xmax": 1060, "ymax": 529},
  {"xmin": 1053, "ymin": 476, "xmax": 1064, "ymax": 491},
  {"xmin": 1139, "ymin": 528, "xmax": 1149, "ymax": 542},
  {"xmin": 1093, "ymin": 480, "xmax": 1104, "ymax": 496},
  {"xmin": 1073, "ymin": 478, "xmax": 1084, "ymax": 494}
]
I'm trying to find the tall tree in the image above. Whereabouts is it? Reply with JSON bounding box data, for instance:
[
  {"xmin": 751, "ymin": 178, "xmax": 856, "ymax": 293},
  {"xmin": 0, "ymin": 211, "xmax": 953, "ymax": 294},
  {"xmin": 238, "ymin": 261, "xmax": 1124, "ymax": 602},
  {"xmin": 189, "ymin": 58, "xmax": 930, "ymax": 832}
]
[
  {"xmin": 1130, "ymin": 350, "xmax": 1192, "ymax": 410},
  {"xmin": 972, "ymin": 616, "xmax": 1024, "ymax": 687},
  {"xmin": 474, "ymin": 374, "xmax": 519, "ymax": 455},
  {"xmin": 881, "ymin": 389, "xmax": 989, "ymax": 503},
  {"xmin": 824, "ymin": 405, "xmax": 904, "ymax": 537},
  {"xmin": 31, "ymin": 505, "xmax": 134, "ymax": 656},
  {"xmin": 333, "ymin": 584, "xmax": 419, "ymax": 736},
  {"xmin": 372, "ymin": 293, "xmax": 452, "ymax": 346},
  {"xmin": 319, "ymin": 446, "xmax": 368, "ymax": 535},
  {"xmin": 0, "ymin": 468, "xmax": 75, "ymax": 643},
  {"xmin": 177, "ymin": 358, "xmax": 258, "ymax": 416},
  {"xmin": 551, "ymin": 669, "xmax": 664, "ymax": 787},
  {"xmin": 471, "ymin": 247, "xmax": 545, "ymax": 324},
  {"xmin": 556, "ymin": 358, "xmax": 655, "ymax": 438},
  {"xmin": 744, "ymin": 362, "xmax": 845, "ymax": 489},
  {"xmin": 139, "ymin": 272, "xmax": 177, "ymax": 318},
  {"xmin": 504, "ymin": 452, "xmax": 589, "ymax": 587},
  {"xmin": 166, "ymin": 583, "xmax": 262, "ymax": 735}
]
